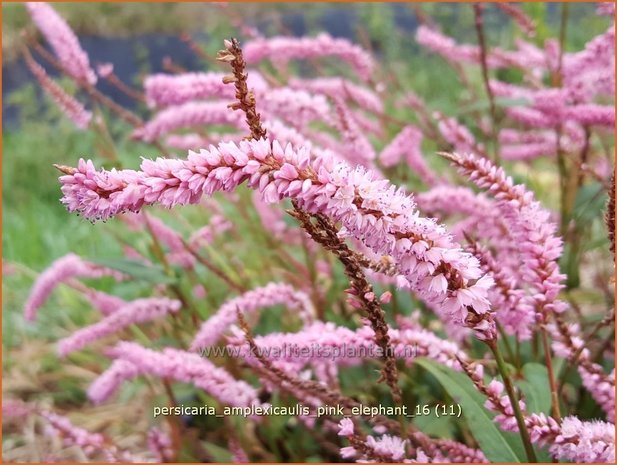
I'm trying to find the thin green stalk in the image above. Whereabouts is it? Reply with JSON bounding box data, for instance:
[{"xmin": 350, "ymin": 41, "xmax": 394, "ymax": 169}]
[
  {"xmin": 473, "ymin": 3, "xmax": 500, "ymax": 162},
  {"xmin": 488, "ymin": 341, "xmax": 538, "ymax": 463},
  {"xmin": 541, "ymin": 328, "xmax": 562, "ymax": 421},
  {"xmin": 555, "ymin": 3, "xmax": 570, "ymax": 237},
  {"xmin": 496, "ymin": 321, "xmax": 516, "ymax": 367}
]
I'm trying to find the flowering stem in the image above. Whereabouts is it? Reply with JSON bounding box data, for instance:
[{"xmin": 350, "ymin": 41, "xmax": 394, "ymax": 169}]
[
  {"xmin": 488, "ymin": 341, "xmax": 538, "ymax": 463},
  {"xmin": 555, "ymin": 3, "xmax": 570, "ymax": 237},
  {"xmin": 496, "ymin": 321, "xmax": 517, "ymax": 369},
  {"xmin": 290, "ymin": 206, "xmax": 403, "ymax": 405},
  {"xmin": 183, "ymin": 239, "xmax": 247, "ymax": 293},
  {"xmin": 540, "ymin": 327, "xmax": 562, "ymax": 422},
  {"xmin": 473, "ymin": 3, "xmax": 499, "ymax": 163}
]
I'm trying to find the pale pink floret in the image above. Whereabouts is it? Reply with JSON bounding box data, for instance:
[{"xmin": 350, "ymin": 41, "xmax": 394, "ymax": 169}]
[
  {"xmin": 142, "ymin": 214, "xmax": 194, "ymax": 267},
  {"xmin": 261, "ymin": 88, "xmax": 333, "ymax": 129},
  {"xmin": 548, "ymin": 416, "xmax": 615, "ymax": 463},
  {"xmin": 57, "ymin": 139, "xmax": 494, "ymax": 338},
  {"xmin": 26, "ymin": 2, "xmax": 96, "ymax": 84},
  {"xmin": 251, "ymin": 191, "xmax": 306, "ymax": 245},
  {"xmin": 2, "ymin": 399, "xmax": 33, "ymax": 419},
  {"xmin": 243, "ymin": 33, "xmax": 374, "ymax": 81},
  {"xmin": 597, "ymin": 2, "xmax": 615, "ymax": 16},
  {"xmin": 366, "ymin": 434, "xmax": 408, "ymax": 461},
  {"xmin": 417, "ymin": 24, "xmax": 568, "ymax": 77},
  {"xmin": 96, "ymin": 62, "xmax": 114, "ymax": 79},
  {"xmin": 189, "ymin": 214, "xmax": 233, "ymax": 248},
  {"xmin": 338, "ymin": 418, "xmax": 355, "ymax": 436},
  {"xmin": 24, "ymin": 253, "xmax": 123, "ymax": 321},
  {"xmin": 190, "ymin": 282, "xmax": 315, "ymax": 350},
  {"xmin": 165, "ymin": 133, "xmax": 212, "ymax": 150},
  {"xmin": 435, "ymin": 112, "xmax": 481, "ymax": 154},
  {"xmin": 57, "ymin": 297, "xmax": 181, "ymax": 356}
]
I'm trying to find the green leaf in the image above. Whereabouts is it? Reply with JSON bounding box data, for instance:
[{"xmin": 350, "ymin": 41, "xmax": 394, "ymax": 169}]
[
  {"xmin": 200, "ymin": 442, "xmax": 233, "ymax": 462},
  {"xmin": 572, "ymin": 182, "xmax": 606, "ymax": 224},
  {"xmin": 86, "ymin": 257, "xmax": 177, "ymax": 284},
  {"xmin": 415, "ymin": 358, "xmax": 524, "ymax": 463},
  {"xmin": 458, "ymin": 97, "xmax": 530, "ymax": 115},
  {"xmin": 517, "ymin": 363, "xmax": 551, "ymax": 415}
]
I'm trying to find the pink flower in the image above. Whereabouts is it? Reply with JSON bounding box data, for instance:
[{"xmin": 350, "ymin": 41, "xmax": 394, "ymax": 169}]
[
  {"xmin": 26, "ymin": 2, "xmax": 96, "ymax": 84},
  {"xmin": 144, "ymin": 71, "xmax": 267, "ymax": 107},
  {"xmin": 96, "ymin": 63, "xmax": 114, "ymax": 79},
  {"xmin": 243, "ymin": 33, "xmax": 374, "ymax": 81},
  {"xmin": 526, "ymin": 415, "xmax": 615, "ymax": 463},
  {"xmin": 366, "ymin": 434, "xmax": 408, "ymax": 461},
  {"xmin": 24, "ymin": 52, "xmax": 92, "ymax": 129},
  {"xmin": 100, "ymin": 342, "xmax": 261, "ymax": 408},
  {"xmin": 57, "ymin": 297, "xmax": 181, "ymax": 356},
  {"xmin": 288, "ymin": 77, "xmax": 383, "ymax": 113},
  {"xmin": 40, "ymin": 411, "xmax": 106, "ymax": 455},
  {"xmin": 379, "ymin": 291, "xmax": 392, "ymax": 304},
  {"xmin": 87, "ymin": 359, "xmax": 140, "ymax": 404},
  {"xmin": 57, "ymin": 139, "xmax": 495, "ymax": 339},
  {"xmin": 228, "ymin": 436, "xmax": 249, "ymax": 463},
  {"xmin": 226, "ymin": 321, "xmax": 467, "ymax": 372},
  {"xmin": 379, "ymin": 125, "xmax": 440, "ymax": 186},
  {"xmin": 24, "ymin": 253, "xmax": 123, "ymax": 321},
  {"xmin": 132, "ymin": 101, "xmax": 245, "ymax": 142},
  {"xmin": 147, "ymin": 427, "xmax": 174, "ymax": 462},
  {"xmin": 190, "ymin": 282, "xmax": 315, "ymax": 350},
  {"xmin": 444, "ymin": 152, "xmax": 566, "ymax": 324},
  {"xmin": 338, "ymin": 418, "xmax": 354, "ymax": 436}
]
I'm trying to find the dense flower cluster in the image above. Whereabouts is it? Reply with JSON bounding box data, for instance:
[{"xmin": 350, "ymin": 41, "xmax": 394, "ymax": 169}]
[
  {"xmin": 11, "ymin": 2, "xmax": 615, "ymax": 463},
  {"xmin": 56, "ymin": 139, "xmax": 496, "ymax": 340}
]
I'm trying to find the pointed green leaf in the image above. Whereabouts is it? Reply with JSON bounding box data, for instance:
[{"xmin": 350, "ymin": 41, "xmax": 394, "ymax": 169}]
[
  {"xmin": 415, "ymin": 358, "xmax": 524, "ymax": 463},
  {"xmin": 86, "ymin": 257, "xmax": 177, "ymax": 284}
]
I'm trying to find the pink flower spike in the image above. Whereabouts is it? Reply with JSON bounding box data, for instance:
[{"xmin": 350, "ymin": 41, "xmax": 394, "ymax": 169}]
[
  {"xmin": 24, "ymin": 254, "xmax": 123, "ymax": 321},
  {"xmin": 57, "ymin": 139, "xmax": 495, "ymax": 339},
  {"xmin": 190, "ymin": 282, "xmax": 314, "ymax": 350},
  {"xmin": 26, "ymin": 2, "xmax": 96, "ymax": 84},
  {"xmin": 243, "ymin": 33, "xmax": 374, "ymax": 81},
  {"xmin": 57, "ymin": 297, "xmax": 181, "ymax": 356},
  {"xmin": 24, "ymin": 52, "xmax": 92, "ymax": 130}
]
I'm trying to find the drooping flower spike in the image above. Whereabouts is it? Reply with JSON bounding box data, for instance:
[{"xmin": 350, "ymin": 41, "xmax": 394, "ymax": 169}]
[
  {"xmin": 24, "ymin": 253, "xmax": 124, "ymax": 321},
  {"xmin": 190, "ymin": 282, "xmax": 315, "ymax": 350},
  {"xmin": 23, "ymin": 49, "xmax": 92, "ymax": 130},
  {"xmin": 26, "ymin": 2, "xmax": 96, "ymax": 84},
  {"xmin": 242, "ymin": 33, "xmax": 375, "ymax": 81},
  {"xmin": 56, "ymin": 139, "xmax": 495, "ymax": 340}
]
